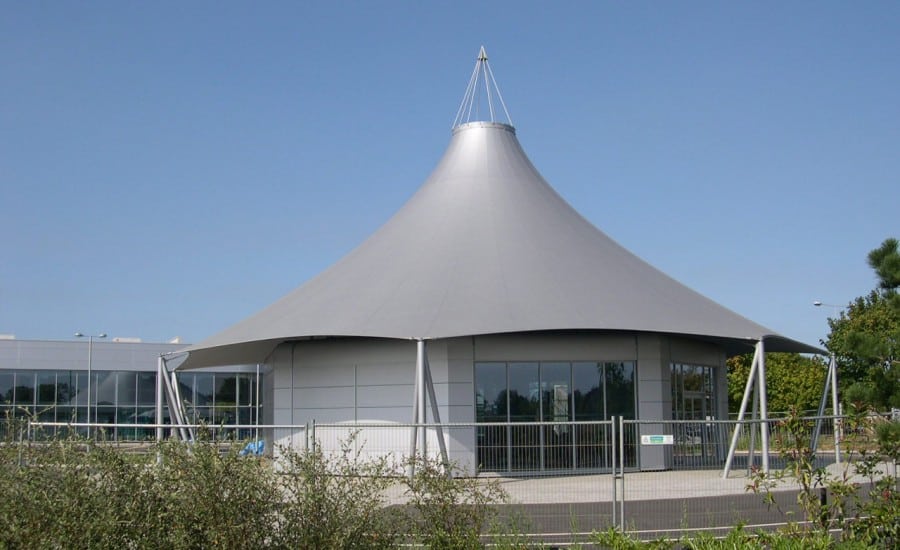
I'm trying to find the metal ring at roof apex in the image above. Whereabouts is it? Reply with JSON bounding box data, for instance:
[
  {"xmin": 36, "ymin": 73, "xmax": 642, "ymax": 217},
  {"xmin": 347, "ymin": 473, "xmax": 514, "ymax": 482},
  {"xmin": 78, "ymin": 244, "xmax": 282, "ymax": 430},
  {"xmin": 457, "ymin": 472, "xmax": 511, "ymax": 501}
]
[{"xmin": 452, "ymin": 121, "xmax": 516, "ymax": 134}]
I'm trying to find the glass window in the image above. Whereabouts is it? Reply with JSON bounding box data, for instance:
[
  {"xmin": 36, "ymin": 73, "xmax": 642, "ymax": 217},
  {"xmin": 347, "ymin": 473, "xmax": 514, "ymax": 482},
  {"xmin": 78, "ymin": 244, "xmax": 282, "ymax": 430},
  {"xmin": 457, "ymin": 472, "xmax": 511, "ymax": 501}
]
[
  {"xmin": 474, "ymin": 359, "xmax": 636, "ymax": 473},
  {"xmin": 683, "ymin": 364, "xmax": 703, "ymax": 392},
  {"xmin": 475, "ymin": 363, "xmax": 506, "ymax": 421},
  {"xmin": 14, "ymin": 372, "xmax": 35, "ymax": 405},
  {"xmin": 175, "ymin": 375, "xmax": 192, "ymax": 404},
  {"xmin": 37, "ymin": 372, "xmax": 56, "ymax": 405},
  {"xmin": 96, "ymin": 371, "xmax": 116, "ymax": 406},
  {"xmin": 238, "ymin": 375, "xmax": 253, "ymax": 406},
  {"xmin": 604, "ymin": 362, "xmax": 635, "ymax": 418},
  {"xmin": 215, "ymin": 375, "xmax": 237, "ymax": 406},
  {"xmin": 37, "ymin": 407, "xmax": 56, "ymax": 423},
  {"xmin": 0, "ymin": 372, "xmax": 14, "ymax": 403},
  {"xmin": 137, "ymin": 372, "xmax": 156, "ymax": 405},
  {"xmin": 508, "ymin": 362, "xmax": 539, "ymax": 422},
  {"xmin": 194, "ymin": 374, "xmax": 214, "ymax": 406},
  {"xmin": 540, "ymin": 362, "xmax": 571, "ymax": 422},
  {"xmin": 74, "ymin": 372, "xmax": 88, "ymax": 406},
  {"xmin": 671, "ymin": 363, "xmax": 716, "ymax": 421},
  {"xmin": 56, "ymin": 406, "xmax": 76, "ymax": 424},
  {"xmin": 57, "ymin": 371, "xmax": 76, "ymax": 404},
  {"xmin": 95, "ymin": 406, "xmax": 116, "ymax": 425},
  {"xmin": 117, "ymin": 372, "xmax": 137, "ymax": 404},
  {"xmin": 573, "ymin": 362, "xmax": 602, "ymax": 420}
]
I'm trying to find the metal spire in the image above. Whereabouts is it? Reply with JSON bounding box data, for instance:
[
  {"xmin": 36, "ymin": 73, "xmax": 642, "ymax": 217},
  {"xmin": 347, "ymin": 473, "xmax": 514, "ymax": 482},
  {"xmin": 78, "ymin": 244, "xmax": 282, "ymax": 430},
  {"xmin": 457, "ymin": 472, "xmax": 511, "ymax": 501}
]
[{"xmin": 452, "ymin": 46, "xmax": 513, "ymax": 128}]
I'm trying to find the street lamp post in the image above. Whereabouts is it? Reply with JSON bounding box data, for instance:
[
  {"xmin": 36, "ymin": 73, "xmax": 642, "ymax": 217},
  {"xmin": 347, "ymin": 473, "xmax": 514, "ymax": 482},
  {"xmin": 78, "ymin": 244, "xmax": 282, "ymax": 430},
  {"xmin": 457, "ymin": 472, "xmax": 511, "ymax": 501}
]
[{"xmin": 75, "ymin": 332, "xmax": 107, "ymax": 437}]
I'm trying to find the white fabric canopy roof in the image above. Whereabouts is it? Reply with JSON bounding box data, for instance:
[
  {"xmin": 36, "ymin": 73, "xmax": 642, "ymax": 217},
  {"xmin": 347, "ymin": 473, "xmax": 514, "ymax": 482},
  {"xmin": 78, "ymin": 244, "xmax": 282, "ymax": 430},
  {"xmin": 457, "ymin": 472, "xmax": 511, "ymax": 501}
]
[{"xmin": 179, "ymin": 122, "xmax": 821, "ymax": 369}]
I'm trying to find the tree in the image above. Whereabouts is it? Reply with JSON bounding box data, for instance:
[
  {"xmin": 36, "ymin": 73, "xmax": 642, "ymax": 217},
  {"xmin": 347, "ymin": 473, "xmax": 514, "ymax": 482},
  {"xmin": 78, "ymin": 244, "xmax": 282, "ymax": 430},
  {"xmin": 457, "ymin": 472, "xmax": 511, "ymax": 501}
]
[
  {"xmin": 825, "ymin": 237, "xmax": 900, "ymax": 410},
  {"xmin": 727, "ymin": 352, "xmax": 827, "ymax": 414}
]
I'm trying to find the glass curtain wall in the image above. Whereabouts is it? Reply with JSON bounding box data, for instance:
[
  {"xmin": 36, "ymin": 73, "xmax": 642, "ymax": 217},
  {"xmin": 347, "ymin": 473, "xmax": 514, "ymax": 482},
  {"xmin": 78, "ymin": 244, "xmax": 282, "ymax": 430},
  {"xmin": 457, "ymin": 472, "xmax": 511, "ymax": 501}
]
[
  {"xmin": 0, "ymin": 370, "xmax": 262, "ymax": 440},
  {"xmin": 475, "ymin": 361, "xmax": 636, "ymax": 473}
]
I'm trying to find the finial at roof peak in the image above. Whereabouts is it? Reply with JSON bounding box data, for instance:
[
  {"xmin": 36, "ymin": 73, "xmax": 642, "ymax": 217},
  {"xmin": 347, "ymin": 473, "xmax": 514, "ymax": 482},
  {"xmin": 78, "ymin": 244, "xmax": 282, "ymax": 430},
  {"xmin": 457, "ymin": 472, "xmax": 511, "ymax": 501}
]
[{"xmin": 452, "ymin": 46, "xmax": 513, "ymax": 128}]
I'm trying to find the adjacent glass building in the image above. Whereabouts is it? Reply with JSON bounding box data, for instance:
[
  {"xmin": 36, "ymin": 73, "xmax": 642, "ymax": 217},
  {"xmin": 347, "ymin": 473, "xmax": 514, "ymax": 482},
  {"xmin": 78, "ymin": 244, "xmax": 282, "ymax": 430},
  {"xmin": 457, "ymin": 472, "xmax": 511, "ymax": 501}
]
[{"xmin": 0, "ymin": 338, "xmax": 262, "ymax": 440}]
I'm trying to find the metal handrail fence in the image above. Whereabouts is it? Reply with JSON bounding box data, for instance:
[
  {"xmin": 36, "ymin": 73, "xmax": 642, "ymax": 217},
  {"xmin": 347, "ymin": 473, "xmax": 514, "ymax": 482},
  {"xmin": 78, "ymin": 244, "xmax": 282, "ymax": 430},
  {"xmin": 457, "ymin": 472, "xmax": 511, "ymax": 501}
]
[
  {"xmin": 21, "ymin": 414, "xmax": 893, "ymax": 544},
  {"xmin": 25, "ymin": 421, "xmax": 307, "ymax": 452}
]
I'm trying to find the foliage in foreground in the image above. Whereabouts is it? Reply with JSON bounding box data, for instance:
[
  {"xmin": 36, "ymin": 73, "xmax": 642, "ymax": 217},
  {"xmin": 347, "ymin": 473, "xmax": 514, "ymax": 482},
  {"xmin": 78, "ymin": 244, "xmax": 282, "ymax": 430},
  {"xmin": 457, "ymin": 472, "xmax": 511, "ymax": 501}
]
[
  {"xmin": 2, "ymin": 412, "xmax": 898, "ymax": 548},
  {"xmin": 0, "ymin": 422, "xmax": 519, "ymax": 549},
  {"xmin": 593, "ymin": 409, "xmax": 900, "ymax": 549}
]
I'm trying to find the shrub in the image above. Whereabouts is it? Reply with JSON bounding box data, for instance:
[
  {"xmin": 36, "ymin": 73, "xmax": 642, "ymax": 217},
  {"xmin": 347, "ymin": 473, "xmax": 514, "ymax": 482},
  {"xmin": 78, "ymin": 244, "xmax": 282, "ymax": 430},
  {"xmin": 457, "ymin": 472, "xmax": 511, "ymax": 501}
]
[
  {"xmin": 274, "ymin": 436, "xmax": 400, "ymax": 549},
  {"xmin": 403, "ymin": 454, "xmax": 508, "ymax": 549}
]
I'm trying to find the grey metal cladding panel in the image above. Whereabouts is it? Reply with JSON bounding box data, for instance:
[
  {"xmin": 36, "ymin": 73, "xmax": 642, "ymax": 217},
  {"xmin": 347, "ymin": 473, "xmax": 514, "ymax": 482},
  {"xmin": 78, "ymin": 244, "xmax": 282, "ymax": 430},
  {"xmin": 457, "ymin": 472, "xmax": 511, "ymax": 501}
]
[
  {"xmin": 182, "ymin": 122, "xmax": 819, "ymax": 367},
  {"xmin": 0, "ymin": 340, "xmax": 187, "ymax": 371}
]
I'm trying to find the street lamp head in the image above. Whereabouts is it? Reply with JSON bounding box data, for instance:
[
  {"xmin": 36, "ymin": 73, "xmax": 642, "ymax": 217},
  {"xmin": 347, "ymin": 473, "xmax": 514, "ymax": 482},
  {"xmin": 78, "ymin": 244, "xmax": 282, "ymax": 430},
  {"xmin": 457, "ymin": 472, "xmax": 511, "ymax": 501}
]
[
  {"xmin": 98, "ymin": 333, "xmax": 107, "ymax": 339},
  {"xmin": 74, "ymin": 332, "xmax": 84, "ymax": 338},
  {"xmin": 813, "ymin": 301, "xmax": 823, "ymax": 307}
]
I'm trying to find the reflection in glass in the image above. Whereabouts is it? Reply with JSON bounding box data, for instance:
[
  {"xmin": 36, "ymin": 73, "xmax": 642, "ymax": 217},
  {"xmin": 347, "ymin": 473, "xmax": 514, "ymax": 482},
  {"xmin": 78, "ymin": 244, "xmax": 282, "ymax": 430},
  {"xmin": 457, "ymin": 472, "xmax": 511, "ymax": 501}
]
[
  {"xmin": 474, "ymin": 359, "xmax": 636, "ymax": 473},
  {"xmin": 573, "ymin": 361, "xmax": 605, "ymax": 469},
  {"xmin": 14, "ymin": 372, "xmax": 35, "ymax": 405},
  {"xmin": 238, "ymin": 375, "xmax": 252, "ymax": 406},
  {"xmin": 215, "ymin": 375, "xmax": 237, "ymax": 406},
  {"xmin": 573, "ymin": 362, "xmax": 602, "ymax": 420},
  {"xmin": 117, "ymin": 372, "xmax": 137, "ymax": 404},
  {"xmin": 195, "ymin": 374, "xmax": 214, "ymax": 406},
  {"xmin": 605, "ymin": 362, "xmax": 635, "ymax": 418},
  {"xmin": 541, "ymin": 362, "xmax": 571, "ymax": 469},
  {"xmin": 137, "ymin": 372, "xmax": 156, "ymax": 405},
  {"xmin": 508, "ymin": 362, "xmax": 539, "ymax": 470},
  {"xmin": 475, "ymin": 362, "xmax": 507, "ymax": 471},
  {"xmin": 37, "ymin": 372, "xmax": 56, "ymax": 405},
  {"xmin": 95, "ymin": 371, "xmax": 116, "ymax": 406},
  {"xmin": 508, "ymin": 362, "xmax": 538, "ymax": 422},
  {"xmin": 74, "ymin": 372, "xmax": 88, "ymax": 406},
  {"xmin": 0, "ymin": 373, "xmax": 14, "ymax": 403}
]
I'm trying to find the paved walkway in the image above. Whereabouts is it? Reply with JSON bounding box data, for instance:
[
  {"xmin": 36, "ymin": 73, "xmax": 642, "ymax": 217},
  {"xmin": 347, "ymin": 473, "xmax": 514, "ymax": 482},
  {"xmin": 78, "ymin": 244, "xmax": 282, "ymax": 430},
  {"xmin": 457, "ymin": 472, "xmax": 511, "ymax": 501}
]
[{"xmin": 497, "ymin": 460, "xmax": 889, "ymax": 504}]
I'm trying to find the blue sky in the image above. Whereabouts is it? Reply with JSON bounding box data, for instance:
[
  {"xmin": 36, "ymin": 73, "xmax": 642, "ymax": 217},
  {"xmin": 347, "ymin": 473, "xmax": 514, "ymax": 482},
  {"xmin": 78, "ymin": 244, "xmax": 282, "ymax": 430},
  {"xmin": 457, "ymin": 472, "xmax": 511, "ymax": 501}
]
[{"xmin": 2, "ymin": 1, "xmax": 898, "ymax": 350}]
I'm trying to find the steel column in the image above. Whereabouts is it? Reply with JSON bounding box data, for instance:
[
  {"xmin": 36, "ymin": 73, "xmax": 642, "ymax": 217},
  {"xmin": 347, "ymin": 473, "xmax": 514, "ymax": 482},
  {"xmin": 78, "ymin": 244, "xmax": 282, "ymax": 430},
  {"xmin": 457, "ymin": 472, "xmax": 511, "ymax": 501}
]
[
  {"xmin": 757, "ymin": 340, "xmax": 770, "ymax": 473},
  {"xmin": 723, "ymin": 343, "xmax": 760, "ymax": 477}
]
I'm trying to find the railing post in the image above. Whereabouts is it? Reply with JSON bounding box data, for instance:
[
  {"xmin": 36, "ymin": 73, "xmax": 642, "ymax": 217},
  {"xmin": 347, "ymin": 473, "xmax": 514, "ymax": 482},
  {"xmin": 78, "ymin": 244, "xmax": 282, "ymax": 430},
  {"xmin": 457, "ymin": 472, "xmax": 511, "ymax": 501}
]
[
  {"xmin": 619, "ymin": 416, "xmax": 625, "ymax": 531},
  {"xmin": 611, "ymin": 416, "xmax": 617, "ymax": 528}
]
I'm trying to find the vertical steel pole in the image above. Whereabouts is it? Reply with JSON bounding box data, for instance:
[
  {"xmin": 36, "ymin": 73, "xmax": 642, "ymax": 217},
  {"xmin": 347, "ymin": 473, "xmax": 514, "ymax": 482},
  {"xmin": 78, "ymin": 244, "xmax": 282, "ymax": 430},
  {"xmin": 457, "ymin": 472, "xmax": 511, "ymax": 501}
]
[
  {"xmin": 423, "ymin": 351, "xmax": 450, "ymax": 471},
  {"xmin": 830, "ymin": 354, "xmax": 841, "ymax": 464},
  {"xmin": 156, "ymin": 357, "xmax": 164, "ymax": 443},
  {"xmin": 811, "ymin": 356, "xmax": 832, "ymax": 454},
  {"xmin": 723, "ymin": 344, "xmax": 760, "ymax": 478},
  {"xmin": 255, "ymin": 363, "xmax": 261, "ymax": 445},
  {"xmin": 611, "ymin": 416, "xmax": 617, "ymax": 527},
  {"xmin": 86, "ymin": 335, "xmax": 93, "ymax": 438},
  {"xmin": 417, "ymin": 340, "xmax": 427, "ymax": 456},
  {"xmin": 408, "ymin": 341, "xmax": 421, "ymax": 478},
  {"xmin": 748, "ymin": 380, "xmax": 758, "ymax": 473},
  {"xmin": 757, "ymin": 340, "xmax": 770, "ymax": 473},
  {"xmin": 619, "ymin": 415, "xmax": 625, "ymax": 530}
]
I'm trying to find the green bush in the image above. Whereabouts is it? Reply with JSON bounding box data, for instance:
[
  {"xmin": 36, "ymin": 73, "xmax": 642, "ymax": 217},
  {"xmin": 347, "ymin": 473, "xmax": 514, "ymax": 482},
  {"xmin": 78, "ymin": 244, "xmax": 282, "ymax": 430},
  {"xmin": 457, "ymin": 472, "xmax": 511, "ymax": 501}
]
[
  {"xmin": 403, "ymin": 454, "xmax": 508, "ymax": 549},
  {"xmin": 0, "ymin": 424, "xmax": 517, "ymax": 548},
  {"xmin": 274, "ymin": 437, "xmax": 400, "ymax": 549},
  {"xmin": 745, "ymin": 408, "xmax": 900, "ymax": 549}
]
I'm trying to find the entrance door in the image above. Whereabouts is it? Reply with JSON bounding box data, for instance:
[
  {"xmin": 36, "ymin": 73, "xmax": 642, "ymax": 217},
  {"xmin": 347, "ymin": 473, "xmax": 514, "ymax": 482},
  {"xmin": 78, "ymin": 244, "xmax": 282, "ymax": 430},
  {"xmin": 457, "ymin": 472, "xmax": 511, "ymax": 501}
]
[{"xmin": 672, "ymin": 363, "xmax": 720, "ymax": 465}]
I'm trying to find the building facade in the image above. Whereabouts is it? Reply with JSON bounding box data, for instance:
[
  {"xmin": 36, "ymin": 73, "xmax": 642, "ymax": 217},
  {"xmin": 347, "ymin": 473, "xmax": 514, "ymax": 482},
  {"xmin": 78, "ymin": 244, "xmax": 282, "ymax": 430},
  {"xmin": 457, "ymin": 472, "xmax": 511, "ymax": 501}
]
[
  {"xmin": 0, "ymin": 337, "xmax": 262, "ymax": 440},
  {"xmin": 174, "ymin": 52, "xmax": 820, "ymax": 473}
]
